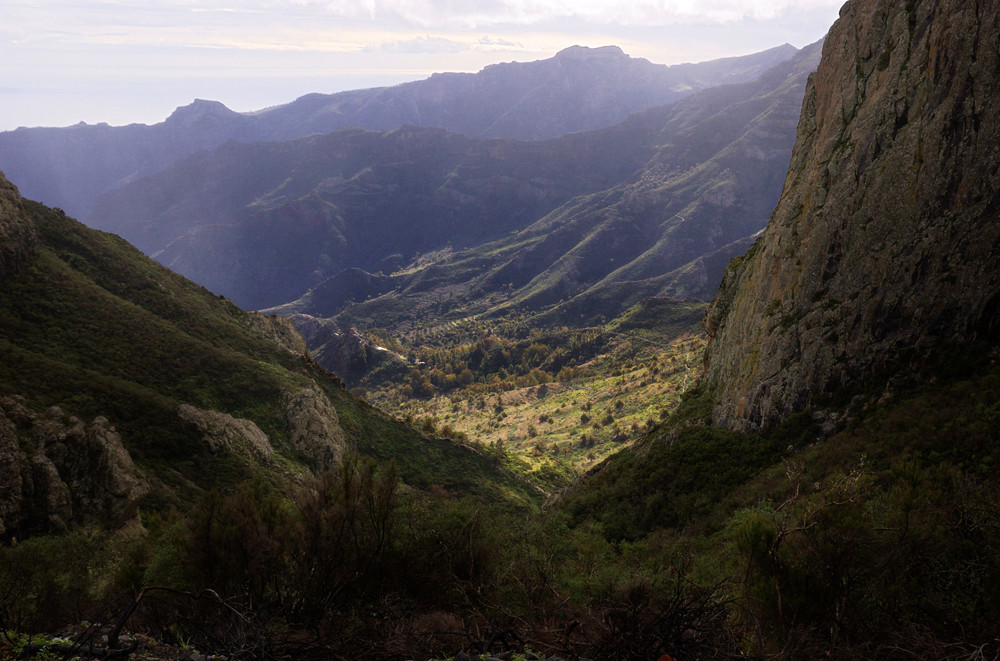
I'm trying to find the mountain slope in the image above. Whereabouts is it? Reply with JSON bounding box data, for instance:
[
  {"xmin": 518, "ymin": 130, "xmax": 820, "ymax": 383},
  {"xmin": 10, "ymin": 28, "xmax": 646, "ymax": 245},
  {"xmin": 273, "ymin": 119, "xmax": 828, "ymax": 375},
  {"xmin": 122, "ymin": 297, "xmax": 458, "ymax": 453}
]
[
  {"xmin": 250, "ymin": 44, "xmax": 797, "ymax": 142},
  {"xmin": 91, "ymin": 45, "xmax": 819, "ymax": 319},
  {"xmin": 0, "ymin": 45, "xmax": 797, "ymax": 220},
  {"xmin": 278, "ymin": 42, "xmax": 822, "ymax": 330},
  {"xmin": 496, "ymin": 42, "xmax": 823, "ymax": 323},
  {"xmin": 89, "ymin": 123, "xmax": 655, "ymax": 310},
  {"xmin": 703, "ymin": 0, "xmax": 1000, "ymax": 431},
  {"xmin": 558, "ymin": 3, "xmax": 1000, "ymax": 653},
  {"xmin": 0, "ymin": 173, "xmax": 535, "ymax": 540}
]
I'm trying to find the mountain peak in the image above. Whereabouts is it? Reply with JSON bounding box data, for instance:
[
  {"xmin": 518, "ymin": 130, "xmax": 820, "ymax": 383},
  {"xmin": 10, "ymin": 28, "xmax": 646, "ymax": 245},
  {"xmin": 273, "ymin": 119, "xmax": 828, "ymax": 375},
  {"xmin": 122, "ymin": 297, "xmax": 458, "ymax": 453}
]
[
  {"xmin": 554, "ymin": 45, "xmax": 627, "ymax": 61},
  {"xmin": 165, "ymin": 98, "xmax": 238, "ymax": 125}
]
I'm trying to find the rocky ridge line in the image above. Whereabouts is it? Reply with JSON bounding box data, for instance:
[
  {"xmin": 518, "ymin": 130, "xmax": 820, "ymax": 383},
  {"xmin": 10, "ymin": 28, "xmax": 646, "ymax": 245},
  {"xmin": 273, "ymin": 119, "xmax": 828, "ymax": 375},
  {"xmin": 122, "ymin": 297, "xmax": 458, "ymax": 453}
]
[{"xmin": 244, "ymin": 311, "xmax": 309, "ymax": 355}]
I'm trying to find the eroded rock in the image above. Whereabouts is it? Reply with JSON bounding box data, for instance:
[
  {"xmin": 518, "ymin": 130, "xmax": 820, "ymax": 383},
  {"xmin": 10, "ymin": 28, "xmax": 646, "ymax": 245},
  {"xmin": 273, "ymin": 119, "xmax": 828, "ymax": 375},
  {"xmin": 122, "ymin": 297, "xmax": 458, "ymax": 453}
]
[
  {"xmin": 0, "ymin": 396, "xmax": 148, "ymax": 539},
  {"xmin": 283, "ymin": 388, "xmax": 346, "ymax": 469},
  {"xmin": 0, "ymin": 173, "xmax": 36, "ymax": 282},
  {"xmin": 244, "ymin": 311, "xmax": 309, "ymax": 356},
  {"xmin": 177, "ymin": 403, "xmax": 273, "ymax": 460}
]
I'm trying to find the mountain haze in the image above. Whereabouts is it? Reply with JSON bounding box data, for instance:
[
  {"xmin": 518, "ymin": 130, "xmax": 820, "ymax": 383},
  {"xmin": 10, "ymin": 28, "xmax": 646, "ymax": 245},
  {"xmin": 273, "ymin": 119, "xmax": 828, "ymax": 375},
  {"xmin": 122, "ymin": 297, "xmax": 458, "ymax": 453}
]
[
  {"xmin": 88, "ymin": 44, "xmax": 820, "ymax": 319},
  {"xmin": 248, "ymin": 44, "xmax": 798, "ymax": 142},
  {"xmin": 274, "ymin": 42, "xmax": 823, "ymax": 329},
  {"xmin": 0, "ymin": 45, "xmax": 797, "ymax": 220},
  {"xmin": 90, "ymin": 123, "xmax": 655, "ymax": 310}
]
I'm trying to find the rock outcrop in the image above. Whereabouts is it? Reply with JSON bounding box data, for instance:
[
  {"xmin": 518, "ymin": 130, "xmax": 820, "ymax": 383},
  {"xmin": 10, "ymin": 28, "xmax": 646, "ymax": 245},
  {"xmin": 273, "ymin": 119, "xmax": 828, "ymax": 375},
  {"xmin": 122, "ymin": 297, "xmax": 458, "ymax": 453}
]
[
  {"xmin": 283, "ymin": 313, "xmax": 340, "ymax": 347},
  {"xmin": 245, "ymin": 311, "xmax": 309, "ymax": 356},
  {"xmin": 304, "ymin": 325, "xmax": 407, "ymax": 385},
  {"xmin": 177, "ymin": 390, "xmax": 347, "ymax": 470},
  {"xmin": 317, "ymin": 327, "xmax": 380, "ymax": 381},
  {"xmin": 283, "ymin": 389, "xmax": 346, "ymax": 469},
  {"xmin": 177, "ymin": 404, "xmax": 274, "ymax": 461},
  {"xmin": 0, "ymin": 172, "xmax": 36, "ymax": 281},
  {"xmin": 0, "ymin": 397, "xmax": 147, "ymax": 538},
  {"xmin": 704, "ymin": 0, "xmax": 1000, "ymax": 430}
]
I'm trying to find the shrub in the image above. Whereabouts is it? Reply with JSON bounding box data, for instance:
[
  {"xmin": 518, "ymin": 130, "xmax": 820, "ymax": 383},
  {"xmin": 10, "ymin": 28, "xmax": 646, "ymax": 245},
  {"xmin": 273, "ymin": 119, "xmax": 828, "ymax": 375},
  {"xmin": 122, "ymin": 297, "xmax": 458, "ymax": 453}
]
[{"xmin": 0, "ymin": 530, "xmax": 144, "ymax": 633}]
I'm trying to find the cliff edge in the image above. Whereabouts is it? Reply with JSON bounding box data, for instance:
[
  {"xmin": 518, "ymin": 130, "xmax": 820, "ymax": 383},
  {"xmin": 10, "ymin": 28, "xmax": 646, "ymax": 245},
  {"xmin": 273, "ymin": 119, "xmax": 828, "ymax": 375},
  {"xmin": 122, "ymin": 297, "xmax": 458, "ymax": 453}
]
[{"xmin": 704, "ymin": 0, "xmax": 1000, "ymax": 430}]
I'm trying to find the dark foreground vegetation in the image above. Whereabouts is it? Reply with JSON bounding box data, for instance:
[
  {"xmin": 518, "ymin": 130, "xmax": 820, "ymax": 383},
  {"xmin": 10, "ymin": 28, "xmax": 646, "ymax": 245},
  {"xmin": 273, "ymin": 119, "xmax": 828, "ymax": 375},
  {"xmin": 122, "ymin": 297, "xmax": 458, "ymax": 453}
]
[
  {"xmin": 0, "ymin": 183, "xmax": 997, "ymax": 661},
  {"xmin": 0, "ymin": 453, "xmax": 737, "ymax": 660},
  {"xmin": 5, "ymin": 345, "xmax": 1000, "ymax": 660}
]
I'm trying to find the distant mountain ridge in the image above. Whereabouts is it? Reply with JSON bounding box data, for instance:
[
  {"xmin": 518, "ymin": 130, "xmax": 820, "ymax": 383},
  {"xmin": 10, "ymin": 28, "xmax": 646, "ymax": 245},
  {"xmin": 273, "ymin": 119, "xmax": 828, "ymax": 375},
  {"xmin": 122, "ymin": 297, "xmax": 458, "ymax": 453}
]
[
  {"xmin": 89, "ymin": 122, "xmax": 657, "ymax": 310},
  {"xmin": 0, "ymin": 44, "xmax": 797, "ymax": 220},
  {"xmin": 314, "ymin": 42, "xmax": 822, "ymax": 329},
  {"xmin": 249, "ymin": 44, "xmax": 798, "ymax": 142},
  {"xmin": 92, "ymin": 42, "xmax": 820, "ymax": 325}
]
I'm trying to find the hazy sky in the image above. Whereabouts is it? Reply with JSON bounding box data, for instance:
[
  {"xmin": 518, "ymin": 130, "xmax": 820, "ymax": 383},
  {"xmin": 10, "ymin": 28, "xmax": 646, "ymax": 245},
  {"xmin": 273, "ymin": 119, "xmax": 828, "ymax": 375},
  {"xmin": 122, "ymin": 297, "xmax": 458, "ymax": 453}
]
[{"xmin": 2, "ymin": 0, "xmax": 845, "ymax": 130}]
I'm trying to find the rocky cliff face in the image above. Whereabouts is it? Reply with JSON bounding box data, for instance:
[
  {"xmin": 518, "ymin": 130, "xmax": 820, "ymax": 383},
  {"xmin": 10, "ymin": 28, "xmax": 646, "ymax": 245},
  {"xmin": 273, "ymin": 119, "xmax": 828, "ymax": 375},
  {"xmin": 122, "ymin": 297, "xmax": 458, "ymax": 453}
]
[
  {"xmin": 704, "ymin": 0, "xmax": 1000, "ymax": 431},
  {"xmin": 0, "ymin": 383, "xmax": 351, "ymax": 539},
  {"xmin": 0, "ymin": 397, "xmax": 148, "ymax": 538},
  {"xmin": 284, "ymin": 389, "xmax": 346, "ymax": 469},
  {"xmin": 177, "ymin": 404, "xmax": 275, "ymax": 461},
  {"xmin": 0, "ymin": 173, "xmax": 36, "ymax": 281},
  {"xmin": 310, "ymin": 326, "xmax": 397, "ymax": 385}
]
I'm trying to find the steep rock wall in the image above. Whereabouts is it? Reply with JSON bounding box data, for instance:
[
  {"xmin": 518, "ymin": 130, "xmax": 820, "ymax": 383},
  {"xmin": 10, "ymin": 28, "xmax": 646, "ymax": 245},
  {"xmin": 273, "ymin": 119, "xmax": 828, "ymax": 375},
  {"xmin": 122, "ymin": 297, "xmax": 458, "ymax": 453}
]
[
  {"xmin": 704, "ymin": 0, "xmax": 1000, "ymax": 430},
  {"xmin": 284, "ymin": 389, "xmax": 346, "ymax": 469},
  {"xmin": 0, "ymin": 173, "xmax": 36, "ymax": 281}
]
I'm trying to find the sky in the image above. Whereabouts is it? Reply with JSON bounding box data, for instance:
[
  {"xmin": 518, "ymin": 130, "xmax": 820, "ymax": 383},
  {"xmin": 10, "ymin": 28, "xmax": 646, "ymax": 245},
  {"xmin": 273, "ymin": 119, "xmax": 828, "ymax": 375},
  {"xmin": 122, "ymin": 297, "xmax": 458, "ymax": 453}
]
[{"xmin": 1, "ymin": 0, "xmax": 845, "ymax": 131}]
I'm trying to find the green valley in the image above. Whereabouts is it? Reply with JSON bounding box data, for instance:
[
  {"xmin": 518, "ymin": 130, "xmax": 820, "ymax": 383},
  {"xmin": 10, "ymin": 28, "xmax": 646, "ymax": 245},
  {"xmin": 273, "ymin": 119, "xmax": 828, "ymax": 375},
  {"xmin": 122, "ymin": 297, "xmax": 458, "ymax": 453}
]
[
  {"xmin": 363, "ymin": 318, "xmax": 707, "ymax": 492},
  {"xmin": 3, "ymin": 0, "xmax": 1000, "ymax": 658}
]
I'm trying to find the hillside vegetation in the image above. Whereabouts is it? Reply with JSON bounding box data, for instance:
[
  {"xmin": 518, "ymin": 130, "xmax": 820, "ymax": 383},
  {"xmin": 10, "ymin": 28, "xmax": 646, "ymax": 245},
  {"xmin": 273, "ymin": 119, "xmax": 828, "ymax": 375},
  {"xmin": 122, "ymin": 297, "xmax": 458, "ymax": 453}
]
[
  {"xmin": 0, "ymin": 181, "xmax": 537, "ymax": 535},
  {"xmin": 4, "ymin": 0, "xmax": 1000, "ymax": 656},
  {"xmin": 558, "ymin": 342, "xmax": 1000, "ymax": 657}
]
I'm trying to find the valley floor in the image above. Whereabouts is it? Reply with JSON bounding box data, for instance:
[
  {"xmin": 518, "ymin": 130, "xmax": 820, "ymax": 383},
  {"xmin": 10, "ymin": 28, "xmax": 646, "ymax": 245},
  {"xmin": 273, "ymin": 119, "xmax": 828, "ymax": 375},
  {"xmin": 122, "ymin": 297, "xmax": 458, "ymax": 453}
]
[{"xmin": 362, "ymin": 325, "xmax": 706, "ymax": 492}]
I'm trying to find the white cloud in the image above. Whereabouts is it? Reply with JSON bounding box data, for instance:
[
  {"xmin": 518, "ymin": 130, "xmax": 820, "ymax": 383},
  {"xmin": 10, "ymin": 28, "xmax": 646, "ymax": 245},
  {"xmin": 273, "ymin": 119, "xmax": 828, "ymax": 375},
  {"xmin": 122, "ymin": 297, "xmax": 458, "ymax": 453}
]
[
  {"xmin": 477, "ymin": 35, "xmax": 524, "ymax": 50},
  {"xmin": 6, "ymin": 0, "xmax": 845, "ymax": 33},
  {"xmin": 2, "ymin": 0, "xmax": 844, "ymax": 127},
  {"xmin": 309, "ymin": 0, "xmax": 845, "ymax": 28},
  {"xmin": 368, "ymin": 35, "xmax": 469, "ymax": 53},
  {"xmin": 4, "ymin": 0, "xmax": 844, "ymax": 48}
]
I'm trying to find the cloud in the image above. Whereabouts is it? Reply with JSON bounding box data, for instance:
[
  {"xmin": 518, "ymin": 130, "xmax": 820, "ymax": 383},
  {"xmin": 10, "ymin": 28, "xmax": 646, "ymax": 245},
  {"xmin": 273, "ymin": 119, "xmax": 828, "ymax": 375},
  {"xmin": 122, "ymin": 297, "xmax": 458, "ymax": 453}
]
[
  {"xmin": 476, "ymin": 35, "xmax": 524, "ymax": 50},
  {"xmin": 308, "ymin": 0, "xmax": 845, "ymax": 28},
  {"xmin": 8, "ymin": 0, "xmax": 844, "ymax": 35},
  {"xmin": 6, "ymin": 0, "xmax": 842, "ymax": 52},
  {"xmin": 368, "ymin": 35, "xmax": 469, "ymax": 53}
]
